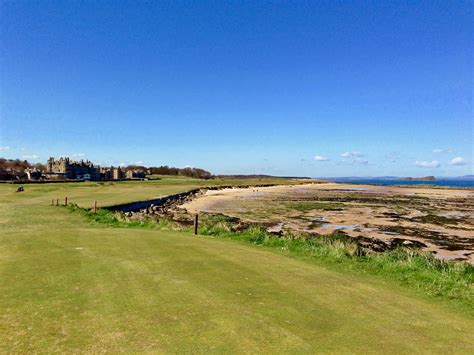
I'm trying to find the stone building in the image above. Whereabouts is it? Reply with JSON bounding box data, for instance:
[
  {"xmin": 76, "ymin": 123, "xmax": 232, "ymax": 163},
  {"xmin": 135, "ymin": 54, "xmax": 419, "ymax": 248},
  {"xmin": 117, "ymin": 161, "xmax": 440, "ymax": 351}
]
[
  {"xmin": 45, "ymin": 157, "xmax": 133, "ymax": 181},
  {"xmin": 99, "ymin": 167, "xmax": 111, "ymax": 180},
  {"xmin": 125, "ymin": 169, "xmax": 145, "ymax": 179},
  {"xmin": 99, "ymin": 166, "xmax": 124, "ymax": 180},
  {"xmin": 111, "ymin": 166, "xmax": 124, "ymax": 180},
  {"xmin": 45, "ymin": 157, "xmax": 100, "ymax": 180}
]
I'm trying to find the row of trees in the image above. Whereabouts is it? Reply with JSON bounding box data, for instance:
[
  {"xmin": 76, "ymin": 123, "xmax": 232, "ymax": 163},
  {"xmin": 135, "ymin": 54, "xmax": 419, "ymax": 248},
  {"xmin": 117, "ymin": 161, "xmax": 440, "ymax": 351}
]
[
  {"xmin": 147, "ymin": 165, "xmax": 213, "ymax": 179},
  {"xmin": 0, "ymin": 158, "xmax": 44, "ymax": 171},
  {"xmin": 0, "ymin": 158, "xmax": 45, "ymax": 180}
]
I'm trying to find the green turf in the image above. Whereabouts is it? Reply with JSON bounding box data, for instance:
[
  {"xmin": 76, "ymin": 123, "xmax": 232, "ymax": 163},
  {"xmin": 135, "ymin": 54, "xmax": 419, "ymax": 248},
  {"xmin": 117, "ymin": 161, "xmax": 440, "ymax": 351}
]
[
  {"xmin": 2, "ymin": 175, "xmax": 306, "ymax": 208},
  {"xmin": 1, "ymin": 179, "xmax": 473, "ymax": 352}
]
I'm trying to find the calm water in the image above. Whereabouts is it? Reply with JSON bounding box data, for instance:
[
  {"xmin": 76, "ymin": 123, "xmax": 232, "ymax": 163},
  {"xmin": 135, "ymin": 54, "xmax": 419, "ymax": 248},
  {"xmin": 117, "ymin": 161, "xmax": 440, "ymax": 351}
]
[{"xmin": 328, "ymin": 179, "xmax": 474, "ymax": 188}]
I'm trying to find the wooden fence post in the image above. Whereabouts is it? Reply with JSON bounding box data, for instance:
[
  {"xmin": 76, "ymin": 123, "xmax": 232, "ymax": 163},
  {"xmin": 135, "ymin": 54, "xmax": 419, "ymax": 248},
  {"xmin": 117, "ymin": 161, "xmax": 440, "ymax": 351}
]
[
  {"xmin": 56, "ymin": 198, "xmax": 59, "ymax": 206},
  {"xmin": 51, "ymin": 198, "xmax": 54, "ymax": 206},
  {"xmin": 194, "ymin": 214, "xmax": 199, "ymax": 235},
  {"xmin": 65, "ymin": 197, "xmax": 68, "ymax": 206},
  {"xmin": 93, "ymin": 200, "xmax": 97, "ymax": 214}
]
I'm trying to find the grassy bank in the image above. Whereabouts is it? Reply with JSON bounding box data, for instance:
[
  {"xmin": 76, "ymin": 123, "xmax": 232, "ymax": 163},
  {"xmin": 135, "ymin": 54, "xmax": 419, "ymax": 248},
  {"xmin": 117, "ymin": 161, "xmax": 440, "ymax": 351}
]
[
  {"xmin": 199, "ymin": 214, "xmax": 473, "ymax": 312},
  {"xmin": 2, "ymin": 180, "xmax": 474, "ymax": 352},
  {"xmin": 68, "ymin": 205, "xmax": 474, "ymax": 313}
]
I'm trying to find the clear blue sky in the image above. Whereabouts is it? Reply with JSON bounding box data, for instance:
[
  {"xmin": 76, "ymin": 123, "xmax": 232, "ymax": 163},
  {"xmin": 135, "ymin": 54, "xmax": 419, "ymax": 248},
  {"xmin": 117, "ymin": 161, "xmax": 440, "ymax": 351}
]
[{"xmin": 0, "ymin": 1, "xmax": 472, "ymax": 177}]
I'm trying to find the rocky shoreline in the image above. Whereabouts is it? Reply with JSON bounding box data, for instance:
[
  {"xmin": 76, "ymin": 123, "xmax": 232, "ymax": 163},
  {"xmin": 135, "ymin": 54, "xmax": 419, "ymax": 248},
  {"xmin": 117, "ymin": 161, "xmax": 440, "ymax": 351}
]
[
  {"xmin": 105, "ymin": 183, "xmax": 293, "ymax": 215},
  {"xmin": 175, "ymin": 183, "xmax": 474, "ymax": 262},
  {"xmin": 108, "ymin": 183, "xmax": 440, "ymax": 257}
]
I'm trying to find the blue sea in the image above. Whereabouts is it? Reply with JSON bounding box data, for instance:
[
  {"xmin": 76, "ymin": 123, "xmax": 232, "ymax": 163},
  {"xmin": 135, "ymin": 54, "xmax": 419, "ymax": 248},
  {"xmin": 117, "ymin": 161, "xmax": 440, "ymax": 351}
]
[{"xmin": 327, "ymin": 179, "xmax": 474, "ymax": 188}]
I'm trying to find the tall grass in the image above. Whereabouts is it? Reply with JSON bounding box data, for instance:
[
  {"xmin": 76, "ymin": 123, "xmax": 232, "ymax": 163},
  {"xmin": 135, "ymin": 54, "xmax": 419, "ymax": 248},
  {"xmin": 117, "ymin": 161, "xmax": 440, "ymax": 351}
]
[{"xmin": 65, "ymin": 203, "xmax": 183, "ymax": 230}]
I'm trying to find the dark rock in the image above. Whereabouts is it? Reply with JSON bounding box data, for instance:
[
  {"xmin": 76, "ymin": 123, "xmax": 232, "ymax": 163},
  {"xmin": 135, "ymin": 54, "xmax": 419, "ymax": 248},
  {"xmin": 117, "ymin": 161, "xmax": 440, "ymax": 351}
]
[
  {"xmin": 266, "ymin": 223, "xmax": 284, "ymax": 236},
  {"xmin": 354, "ymin": 236, "xmax": 389, "ymax": 252},
  {"xmin": 389, "ymin": 238, "xmax": 427, "ymax": 249}
]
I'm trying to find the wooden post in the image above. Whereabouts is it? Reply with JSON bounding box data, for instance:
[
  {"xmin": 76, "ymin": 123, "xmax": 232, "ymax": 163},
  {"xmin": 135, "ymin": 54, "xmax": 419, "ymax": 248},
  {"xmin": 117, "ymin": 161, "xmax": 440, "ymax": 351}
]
[
  {"xmin": 56, "ymin": 198, "xmax": 59, "ymax": 206},
  {"xmin": 64, "ymin": 197, "xmax": 68, "ymax": 206},
  {"xmin": 51, "ymin": 198, "xmax": 54, "ymax": 206},
  {"xmin": 93, "ymin": 200, "xmax": 97, "ymax": 214},
  {"xmin": 193, "ymin": 214, "xmax": 199, "ymax": 235}
]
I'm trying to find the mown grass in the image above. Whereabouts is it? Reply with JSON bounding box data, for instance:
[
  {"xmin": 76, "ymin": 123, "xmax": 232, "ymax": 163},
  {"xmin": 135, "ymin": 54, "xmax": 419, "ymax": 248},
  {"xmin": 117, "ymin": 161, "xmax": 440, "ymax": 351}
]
[
  {"xmin": 2, "ymin": 181, "xmax": 474, "ymax": 352},
  {"xmin": 198, "ymin": 214, "xmax": 474, "ymax": 312},
  {"xmin": 2, "ymin": 175, "xmax": 310, "ymax": 209},
  {"xmin": 69, "ymin": 205, "xmax": 474, "ymax": 313}
]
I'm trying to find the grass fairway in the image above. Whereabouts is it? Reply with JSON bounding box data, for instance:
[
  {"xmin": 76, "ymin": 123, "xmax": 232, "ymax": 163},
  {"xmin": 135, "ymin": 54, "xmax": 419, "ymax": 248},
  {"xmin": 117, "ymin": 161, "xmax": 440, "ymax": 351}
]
[
  {"xmin": 2, "ymin": 175, "xmax": 300, "ymax": 209},
  {"xmin": 1, "ymin": 179, "xmax": 473, "ymax": 352}
]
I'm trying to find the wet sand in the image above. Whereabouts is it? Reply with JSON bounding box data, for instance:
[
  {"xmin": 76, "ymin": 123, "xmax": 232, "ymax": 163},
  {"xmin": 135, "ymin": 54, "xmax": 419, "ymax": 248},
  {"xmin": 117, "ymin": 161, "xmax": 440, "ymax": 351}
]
[{"xmin": 180, "ymin": 183, "xmax": 474, "ymax": 263}]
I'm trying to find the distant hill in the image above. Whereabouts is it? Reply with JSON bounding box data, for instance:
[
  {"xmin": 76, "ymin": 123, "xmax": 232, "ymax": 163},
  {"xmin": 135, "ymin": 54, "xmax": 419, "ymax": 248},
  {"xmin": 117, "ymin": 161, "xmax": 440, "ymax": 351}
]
[
  {"xmin": 322, "ymin": 176, "xmax": 398, "ymax": 181},
  {"xmin": 439, "ymin": 175, "xmax": 474, "ymax": 181},
  {"xmin": 217, "ymin": 174, "xmax": 312, "ymax": 179},
  {"xmin": 402, "ymin": 176, "xmax": 436, "ymax": 181},
  {"xmin": 325, "ymin": 175, "xmax": 474, "ymax": 181}
]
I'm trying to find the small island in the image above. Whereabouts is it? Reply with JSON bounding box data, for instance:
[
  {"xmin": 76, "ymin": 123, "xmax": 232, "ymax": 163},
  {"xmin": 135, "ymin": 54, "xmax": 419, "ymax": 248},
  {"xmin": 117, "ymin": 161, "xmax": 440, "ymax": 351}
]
[{"xmin": 403, "ymin": 176, "xmax": 436, "ymax": 181}]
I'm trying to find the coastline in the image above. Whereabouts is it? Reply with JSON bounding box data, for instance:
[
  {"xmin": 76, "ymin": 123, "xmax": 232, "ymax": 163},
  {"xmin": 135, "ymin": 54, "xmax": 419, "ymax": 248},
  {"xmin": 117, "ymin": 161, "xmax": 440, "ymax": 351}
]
[
  {"xmin": 178, "ymin": 182, "xmax": 474, "ymax": 263},
  {"xmin": 325, "ymin": 179, "xmax": 474, "ymax": 189}
]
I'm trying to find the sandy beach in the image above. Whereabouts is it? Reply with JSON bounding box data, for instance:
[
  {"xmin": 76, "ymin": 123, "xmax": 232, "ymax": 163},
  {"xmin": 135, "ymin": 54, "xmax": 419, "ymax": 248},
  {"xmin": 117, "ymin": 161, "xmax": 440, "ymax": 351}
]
[{"xmin": 180, "ymin": 183, "xmax": 474, "ymax": 263}]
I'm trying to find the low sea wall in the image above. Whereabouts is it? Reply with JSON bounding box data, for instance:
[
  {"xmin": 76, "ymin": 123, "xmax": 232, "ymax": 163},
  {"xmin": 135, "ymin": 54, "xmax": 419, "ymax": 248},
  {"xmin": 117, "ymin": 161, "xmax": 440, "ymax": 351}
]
[
  {"xmin": 103, "ymin": 183, "xmax": 281, "ymax": 213},
  {"xmin": 104, "ymin": 189, "xmax": 201, "ymax": 213}
]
